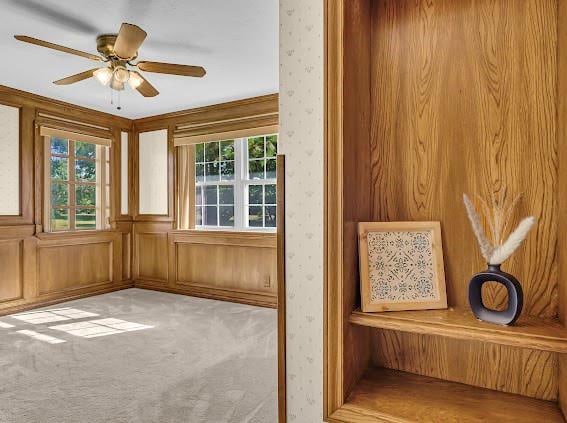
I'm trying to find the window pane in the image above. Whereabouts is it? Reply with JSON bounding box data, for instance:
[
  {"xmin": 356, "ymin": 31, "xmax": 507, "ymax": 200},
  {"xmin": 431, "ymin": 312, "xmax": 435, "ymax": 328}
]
[
  {"xmin": 51, "ymin": 157, "xmax": 68, "ymax": 180},
  {"xmin": 205, "ymin": 162, "xmax": 220, "ymax": 182},
  {"xmin": 248, "ymin": 136, "xmax": 265, "ymax": 159},
  {"xmin": 219, "ymin": 206, "xmax": 235, "ymax": 227},
  {"xmin": 266, "ymin": 158, "xmax": 276, "ymax": 179},
  {"xmin": 76, "ymin": 185, "xmax": 96, "ymax": 206},
  {"xmin": 76, "ymin": 208, "xmax": 96, "ymax": 230},
  {"xmin": 51, "ymin": 208, "xmax": 69, "ymax": 231},
  {"xmin": 266, "ymin": 135, "xmax": 277, "ymax": 157},
  {"xmin": 195, "ymin": 206, "xmax": 203, "ymax": 226},
  {"xmin": 249, "ymin": 159, "xmax": 265, "ymax": 179},
  {"xmin": 51, "ymin": 182, "xmax": 68, "ymax": 206},
  {"xmin": 249, "ymin": 185, "xmax": 263, "ymax": 205},
  {"xmin": 204, "ymin": 186, "xmax": 217, "ymax": 205},
  {"xmin": 219, "ymin": 186, "xmax": 234, "ymax": 204},
  {"xmin": 220, "ymin": 161, "xmax": 234, "ymax": 181},
  {"xmin": 220, "ymin": 140, "xmax": 235, "ymax": 160},
  {"xmin": 195, "ymin": 186, "xmax": 203, "ymax": 205},
  {"xmin": 265, "ymin": 206, "xmax": 277, "ymax": 227},
  {"xmin": 248, "ymin": 206, "xmax": 263, "ymax": 227},
  {"xmin": 195, "ymin": 143, "xmax": 205, "ymax": 162},
  {"xmin": 195, "ymin": 163, "xmax": 205, "ymax": 182},
  {"xmin": 75, "ymin": 141, "xmax": 96, "ymax": 159},
  {"xmin": 51, "ymin": 138, "xmax": 68, "ymax": 155},
  {"xmin": 265, "ymin": 184, "xmax": 276, "ymax": 204},
  {"xmin": 204, "ymin": 206, "xmax": 218, "ymax": 226},
  {"xmin": 75, "ymin": 159, "xmax": 96, "ymax": 181},
  {"xmin": 205, "ymin": 141, "xmax": 219, "ymax": 162}
]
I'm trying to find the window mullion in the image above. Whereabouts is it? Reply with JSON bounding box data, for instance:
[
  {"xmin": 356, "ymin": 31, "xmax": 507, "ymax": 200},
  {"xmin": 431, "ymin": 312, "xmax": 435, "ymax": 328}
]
[
  {"xmin": 234, "ymin": 139, "xmax": 244, "ymax": 229},
  {"xmin": 69, "ymin": 140, "xmax": 76, "ymax": 230}
]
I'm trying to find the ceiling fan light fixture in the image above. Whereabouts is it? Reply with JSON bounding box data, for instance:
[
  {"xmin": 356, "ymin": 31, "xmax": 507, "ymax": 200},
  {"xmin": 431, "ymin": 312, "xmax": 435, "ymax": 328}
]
[
  {"xmin": 109, "ymin": 78, "xmax": 125, "ymax": 91},
  {"xmin": 113, "ymin": 66, "xmax": 130, "ymax": 83},
  {"xmin": 94, "ymin": 67, "xmax": 113, "ymax": 86},
  {"xmin": 128, "ymin": 71, "xmax": 144, "ymax": 89}
]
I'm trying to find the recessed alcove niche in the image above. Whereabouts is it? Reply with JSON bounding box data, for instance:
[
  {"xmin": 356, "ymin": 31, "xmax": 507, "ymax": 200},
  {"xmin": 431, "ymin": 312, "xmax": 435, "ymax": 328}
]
[{"xmin": 325, "ymin": 0, "xmax": 567, "ymax": 422}]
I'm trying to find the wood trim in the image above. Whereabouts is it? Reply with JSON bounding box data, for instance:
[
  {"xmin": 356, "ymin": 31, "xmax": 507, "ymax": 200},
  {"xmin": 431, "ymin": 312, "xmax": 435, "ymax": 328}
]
[
  {"xmin": 168, "ymin": 230, "xmax": 277, "ymax": 247},
  {"xmin": 277, "ymin": 155, "xmax": 286, "ymax": 422},
  {"xmin": 132, "ymin": 127, "xmax": 175, "ymax": 222},
  {"xmin": 324, "ymin": 0, "xmax": 345, "ymax": 418},
  {"xmin": 0, "ymin": 84, "xmax": 131, "ymax": 129},
  {"xmin": 0, "ymin": 104, "xmax": 34, "ymax": 226},
  {"xmin": 134, "ymin": 280, "xmax": 276, "ymax": 308},
  {"xmin": 134, "ymin": 93, "xmax": 279, "ymax": 131},
  {"xmin": 38, "ymin": 118, "xmax": 112, "ymax": 146},
  {"xmin": 0, "ymin": 281, "xmax": 133, "ymax": 317},
  {"xmin": 0, "ymin": 225, "xmax": 35, "ymax": 239}
]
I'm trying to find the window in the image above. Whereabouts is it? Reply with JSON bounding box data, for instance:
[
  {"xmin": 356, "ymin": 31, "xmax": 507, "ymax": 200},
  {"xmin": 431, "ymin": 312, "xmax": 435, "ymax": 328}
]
[
  {"xmin": 46, "ymin": 137, "xmax": 109, "ymax": 232},
  {"xmin": 193, "ymin": 133, "xmax": 277, "ymax": 230}
]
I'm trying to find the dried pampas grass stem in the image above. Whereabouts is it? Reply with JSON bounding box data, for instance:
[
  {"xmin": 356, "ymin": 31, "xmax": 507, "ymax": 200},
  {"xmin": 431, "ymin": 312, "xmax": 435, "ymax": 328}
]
[{"xmin": 463, "ymin": 192, "xmax": 536, "ymax": 266}]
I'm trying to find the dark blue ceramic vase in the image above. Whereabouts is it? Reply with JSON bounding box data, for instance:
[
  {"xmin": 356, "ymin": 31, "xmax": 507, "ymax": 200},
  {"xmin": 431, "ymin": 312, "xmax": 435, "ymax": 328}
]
[{"xmin": 468, "ymin": 264, "xmax": 523, "ymax": 326}]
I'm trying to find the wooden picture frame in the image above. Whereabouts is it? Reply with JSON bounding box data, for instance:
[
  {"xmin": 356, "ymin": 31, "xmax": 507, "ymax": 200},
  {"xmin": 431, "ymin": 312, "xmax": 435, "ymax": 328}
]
[{"xmin": 358, "ymin": 221, "xmax": 447, "ymax": 312}]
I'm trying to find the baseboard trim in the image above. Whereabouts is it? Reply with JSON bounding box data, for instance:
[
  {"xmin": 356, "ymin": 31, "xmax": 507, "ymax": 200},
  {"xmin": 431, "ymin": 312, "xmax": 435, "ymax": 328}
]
[
  {"xmin": 134, "ymin": 280, "xmax": 278, "ymax": 309},
  {"xmin": 0, "ymin": 281, "xmax": 134, "ymax": 316}
]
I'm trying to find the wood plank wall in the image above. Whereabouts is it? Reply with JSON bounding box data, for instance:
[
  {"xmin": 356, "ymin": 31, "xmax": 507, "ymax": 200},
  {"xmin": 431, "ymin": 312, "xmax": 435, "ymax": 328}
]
[{"xmin": 0, "ymin": 85, "xmax": 133, "ymax": 315}]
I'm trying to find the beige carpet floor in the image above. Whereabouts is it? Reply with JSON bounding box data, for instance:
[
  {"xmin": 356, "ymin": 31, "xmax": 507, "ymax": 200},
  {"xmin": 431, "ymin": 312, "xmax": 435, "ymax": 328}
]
[{"xmin": 0, "ymin": 288, "xmax": 277, "ymax": 423}]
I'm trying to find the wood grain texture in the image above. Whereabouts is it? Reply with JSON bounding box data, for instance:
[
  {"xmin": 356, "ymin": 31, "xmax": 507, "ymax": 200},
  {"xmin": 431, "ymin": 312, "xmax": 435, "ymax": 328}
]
[
  {"xmin": 350, "ymin": 308, "xmax": 567, "ymax": 353},
  {"xmin": 341, "ymin": 0, "xmax": 374, "ymax": 401},
  {"xmin": 559, "ymin": 355, "xmax": 567, "ymax": 419},
  {"xmin": 170, "ymin": 231, "xmax": 277, "ymax": 296},
  {"xmin": 558, "ymin": 0, "xmax": 567, "ymax": 329},
  {"xmin": 371, "ymin": 330, "xmax": 558, "ymax": 401},
  {"xmin": 370, "ymin": 0, "xmax": 558, "ymax": 318},
  {"xmin": 37, "ymin": 232, "xmax": 121, "ymax": 295},
  {"xmin": 134, "ymin": 94, "xmax": 278, "ymax": 132},
  {"xmin": 0, "ymin": 239, "xmax": 23, "ymax": 302},
  {"xmin": 334, "ymin": 368, "xmax": 564, "ymax": 423},
  {"xmin": 134, "ymin": 230, "xmax": 168, "ymax": 283},
  {"xmin": 325, "ymin": 0, "xmax": 566, "ymax": 420}
]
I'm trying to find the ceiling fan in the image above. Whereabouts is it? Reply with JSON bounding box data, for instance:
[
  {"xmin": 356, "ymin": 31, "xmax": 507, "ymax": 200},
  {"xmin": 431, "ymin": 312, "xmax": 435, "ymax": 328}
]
[{"xmin": 14, "ymin": 23, "xmax": 206, "ymax": 98}]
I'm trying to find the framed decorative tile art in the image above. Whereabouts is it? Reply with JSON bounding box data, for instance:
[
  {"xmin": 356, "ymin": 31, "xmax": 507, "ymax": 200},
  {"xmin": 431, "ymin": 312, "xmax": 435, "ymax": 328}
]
[{"xmin": 358, "ymin": 222, "xmax": 447, "ymax": 312}]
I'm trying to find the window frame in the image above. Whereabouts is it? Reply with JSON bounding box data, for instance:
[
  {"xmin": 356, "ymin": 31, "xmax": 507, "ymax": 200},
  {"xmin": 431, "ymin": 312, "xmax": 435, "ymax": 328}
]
[
  {"xmin": 192, "ymin": 133, "xmax": 278, "ymax": 232},
  {"xmin": 43, "ymin": 136, "xmax": 109, "ymax": 232}
]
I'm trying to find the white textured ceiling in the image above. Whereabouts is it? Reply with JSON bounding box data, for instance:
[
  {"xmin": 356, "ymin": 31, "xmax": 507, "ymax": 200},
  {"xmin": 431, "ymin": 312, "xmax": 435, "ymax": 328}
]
[{"xmin": 0, "ymin": 0, "xmax": 278, "ymax": 119}]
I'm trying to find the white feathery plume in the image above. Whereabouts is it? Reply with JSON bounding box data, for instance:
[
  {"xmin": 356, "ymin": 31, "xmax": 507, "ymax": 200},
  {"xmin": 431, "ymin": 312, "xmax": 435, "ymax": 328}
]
[
  {"xmin": 489, "ymin": 216, "xmax": 536, "ymax": 265},
  {"xmin": 463, "ymin": 194, "xmax": 493, "ymax": 262}
]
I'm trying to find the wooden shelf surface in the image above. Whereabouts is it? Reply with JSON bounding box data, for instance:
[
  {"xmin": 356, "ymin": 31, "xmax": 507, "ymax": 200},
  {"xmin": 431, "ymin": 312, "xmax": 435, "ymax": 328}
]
[
  {"xmin": 349, "ymin": 308, "xmax": 567, "ymax": 353},
  {"xmin": 330, "ymin": 368, "xmax": 564, "ymax": 423}
]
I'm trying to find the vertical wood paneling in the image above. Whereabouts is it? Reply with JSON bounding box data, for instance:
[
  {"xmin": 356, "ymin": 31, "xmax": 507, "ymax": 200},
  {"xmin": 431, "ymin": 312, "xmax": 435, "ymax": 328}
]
[
  {"xmin": 0, "ymin": 239, "xmax": 23, "ymax": 302},
  {"xmin": 135, "ymin": 230, "xmax": 169, "ymax": 282},
  {"xmin": 370, "ymin": 0, "xmax": 558, "ymax": 318},
  {"xmin": 37, "ymin": 239, "xmax": 114, "ymax": 294},
  {"xmin": 342, "ymin": 0, "xmax": 373, "ymax": 399}
]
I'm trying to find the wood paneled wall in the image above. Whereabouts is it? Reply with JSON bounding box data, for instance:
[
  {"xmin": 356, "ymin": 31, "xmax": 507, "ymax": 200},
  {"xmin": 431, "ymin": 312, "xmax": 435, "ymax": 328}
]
[
  {"xmin": 0, "ymin": 86, "xmax": 133, "ymax": 315},
  {"xmin": 0, "ymin": 87, "xmax": 278, "ymax": 315},
  {"xmin": 325, "ymin": 0, "xmax": 567, "ymax": 416},
  {"xmin": 131, "ymin": 95, "xmax": 279, "ymax": 308}
]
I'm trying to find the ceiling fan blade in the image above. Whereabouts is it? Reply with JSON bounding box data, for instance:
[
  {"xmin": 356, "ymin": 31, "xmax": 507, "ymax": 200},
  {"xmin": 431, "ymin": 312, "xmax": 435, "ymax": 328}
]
[
  {"xmin": 113, "ymin": 23, "xmax": 147, "ymax": 59},
  {"xmin": 131, "ymin": 71, "xmax": 159, "ymax": 97},
  {"xmin": 14, "ymin": 35, "xmax": 102, "ymax": 61},
  {"xmin": 53, "ymin": 68, "xmax": 98, "ymax": 85},
  {"xmin": 137, "ymin": 61, "xmax": 206, "ymax": 77}
]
